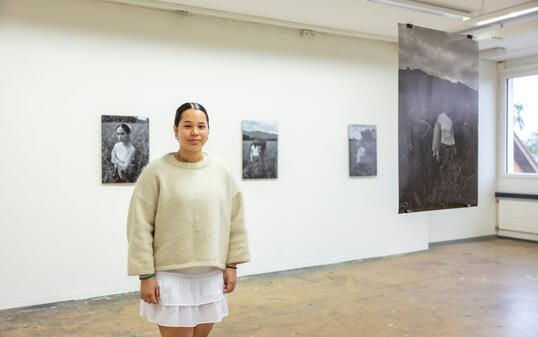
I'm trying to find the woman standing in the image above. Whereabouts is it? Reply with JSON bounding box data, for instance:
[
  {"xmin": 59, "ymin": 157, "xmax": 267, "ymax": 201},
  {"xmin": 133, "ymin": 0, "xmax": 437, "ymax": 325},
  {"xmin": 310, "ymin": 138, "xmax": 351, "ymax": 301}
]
[
  {"xmin": 432, "ymin": 111, "xmax": 457, "ymax": 167},
  {"xmin": 127, "ymin": 102, "xmax": 251, "ymax": 337},
  {"xmin": 432, "ymin": 111, "xmax": 459, "ymax": 204},
  {"xmin": 111, "ymin": 123, "xmax": 136, "ymax": 182}
]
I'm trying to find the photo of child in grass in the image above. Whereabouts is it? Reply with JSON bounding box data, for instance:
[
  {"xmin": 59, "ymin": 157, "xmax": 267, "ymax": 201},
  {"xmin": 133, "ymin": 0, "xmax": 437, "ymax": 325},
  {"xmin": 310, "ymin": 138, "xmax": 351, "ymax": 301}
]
[{"xmin": 101, "ymin": 115, "xmax": 149, "ymax": 184}]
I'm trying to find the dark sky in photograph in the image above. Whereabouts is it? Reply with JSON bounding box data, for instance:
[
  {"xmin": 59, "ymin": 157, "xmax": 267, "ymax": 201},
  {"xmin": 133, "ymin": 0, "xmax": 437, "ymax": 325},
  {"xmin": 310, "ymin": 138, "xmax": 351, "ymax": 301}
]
[
  {"xmin": 398, "ymin": 23, "xmax": 478, "ymax": 91},
  {"xmin": 242, "ymin": 120, "xmax": 279, "ymax": 134},
  {"xmin": 349, "ymin": 125, "xmax": 375, "ymax": 141}
]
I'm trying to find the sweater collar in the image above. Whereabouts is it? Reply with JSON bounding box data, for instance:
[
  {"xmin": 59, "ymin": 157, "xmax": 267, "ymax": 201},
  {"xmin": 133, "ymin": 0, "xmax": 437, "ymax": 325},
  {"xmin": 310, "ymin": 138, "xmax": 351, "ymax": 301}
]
[{"xmin": 164, "ymin": 151, "xmax": 211, "ymax": 169}]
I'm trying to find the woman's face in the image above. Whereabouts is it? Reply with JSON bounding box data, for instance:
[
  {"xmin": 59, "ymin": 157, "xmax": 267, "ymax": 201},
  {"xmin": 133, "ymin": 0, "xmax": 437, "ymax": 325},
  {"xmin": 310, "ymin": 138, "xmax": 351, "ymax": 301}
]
[
  {"xmin": 173, "ymin": 108, "xmax": 209, "ymax": 152},
  {"xmin": 116, "ymin": 127, "xmax": 129, "ymax": 143}
]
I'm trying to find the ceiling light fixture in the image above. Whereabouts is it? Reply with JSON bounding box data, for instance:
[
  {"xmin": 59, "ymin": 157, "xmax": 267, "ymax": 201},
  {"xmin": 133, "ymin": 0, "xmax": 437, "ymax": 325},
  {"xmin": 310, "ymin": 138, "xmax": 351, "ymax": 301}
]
[
  {"xmin": 464, "ymin": 0, "xmax": 538, "ymax": 27},
  {"xmin": 475, "ymin": 7, "xmax": 538, "ymax": 26},
  {"xmin": 366, "ymin": 0, "xmax": 471, "ymax": 20}
]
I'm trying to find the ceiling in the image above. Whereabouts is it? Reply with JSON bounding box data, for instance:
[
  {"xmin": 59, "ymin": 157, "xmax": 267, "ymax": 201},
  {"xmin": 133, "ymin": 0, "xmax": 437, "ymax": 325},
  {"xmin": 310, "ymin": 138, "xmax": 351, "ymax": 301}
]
[{"xmin": 107, "ymin": 0, "xmax": 538, "ymax": 61}]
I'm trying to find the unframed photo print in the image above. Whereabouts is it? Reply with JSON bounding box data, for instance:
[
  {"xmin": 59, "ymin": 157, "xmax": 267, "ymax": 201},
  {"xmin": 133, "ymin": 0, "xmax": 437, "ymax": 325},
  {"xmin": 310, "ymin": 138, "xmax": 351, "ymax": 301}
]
[{"xmin": 101, "ymin": 115, "xmax": 149, "ymax": 184}]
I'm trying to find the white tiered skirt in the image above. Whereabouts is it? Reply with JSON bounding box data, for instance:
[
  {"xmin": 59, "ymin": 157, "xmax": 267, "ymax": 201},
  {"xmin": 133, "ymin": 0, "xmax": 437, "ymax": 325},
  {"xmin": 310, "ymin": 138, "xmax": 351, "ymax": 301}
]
[{"xmin": 139, "ymin": 266, "xmax": 229, "ymax": 327}]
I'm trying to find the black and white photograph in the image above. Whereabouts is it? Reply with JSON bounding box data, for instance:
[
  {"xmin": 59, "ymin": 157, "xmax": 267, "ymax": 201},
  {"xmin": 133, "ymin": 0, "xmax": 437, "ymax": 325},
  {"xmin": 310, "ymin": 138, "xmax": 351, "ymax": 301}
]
[
  {"xmin": 349, "ymin": 125, "xmax": 377, "ymax": 176},
  {"xmin": 242, "ymin": 120, "xmax": 278, "ymax": 179},
  {"xmin": 398, "ymin": 23, "xmax": 478, "ymax": 213},
  {"xmin": 101, "ymin": 115, "xmax": 149, "ymax": 184}
]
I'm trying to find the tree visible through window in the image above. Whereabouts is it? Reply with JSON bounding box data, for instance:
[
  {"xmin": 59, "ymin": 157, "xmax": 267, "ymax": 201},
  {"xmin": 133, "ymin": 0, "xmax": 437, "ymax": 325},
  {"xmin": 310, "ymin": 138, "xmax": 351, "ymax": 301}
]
[{"xmin": 507, "ymin": 74, "xmax": 538, "ymax": 174}]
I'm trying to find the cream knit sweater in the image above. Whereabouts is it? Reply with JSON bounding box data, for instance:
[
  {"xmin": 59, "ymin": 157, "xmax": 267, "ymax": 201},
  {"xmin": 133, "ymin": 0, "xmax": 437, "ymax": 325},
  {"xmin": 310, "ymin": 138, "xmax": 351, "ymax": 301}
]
[{"xmin": 126, "ymin": 152, "xmax": 250, "ymax": 276}]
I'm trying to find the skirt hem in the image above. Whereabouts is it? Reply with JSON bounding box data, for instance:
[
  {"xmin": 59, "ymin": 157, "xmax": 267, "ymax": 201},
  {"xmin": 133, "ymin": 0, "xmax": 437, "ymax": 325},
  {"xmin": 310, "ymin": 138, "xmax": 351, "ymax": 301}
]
[{"xmin": 139, "ymin": 312, "xmax": 229, "ymax": 328}]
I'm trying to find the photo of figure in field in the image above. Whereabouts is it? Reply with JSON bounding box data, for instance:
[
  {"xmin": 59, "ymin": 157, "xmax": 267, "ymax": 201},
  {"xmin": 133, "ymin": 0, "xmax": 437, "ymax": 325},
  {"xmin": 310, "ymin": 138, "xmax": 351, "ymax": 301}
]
[
  {"xmin": 349, "ymin": 125, "xmax": 377, "ymax": 176},
  {"xmin": 101, "ymin": 115, "xmax": 149, "ymax": 183},
  {"xmin": 398, "ymin": 24, "xmax": 478, "ymax": 213},
  {"xmin": 242, "ymin": 120, "xmax": 278, "ymax": 179}
]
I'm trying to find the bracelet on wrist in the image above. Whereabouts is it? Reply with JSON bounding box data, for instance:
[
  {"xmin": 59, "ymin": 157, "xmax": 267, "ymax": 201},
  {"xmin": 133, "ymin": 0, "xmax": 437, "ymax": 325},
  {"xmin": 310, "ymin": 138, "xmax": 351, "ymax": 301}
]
[
  {"xmin": 139, "ymin": 273, "xmax": 155, "ymax": 280},
  {"xmin": 226, "ymin": 265, "xmax": 237, "ymax": 269}
]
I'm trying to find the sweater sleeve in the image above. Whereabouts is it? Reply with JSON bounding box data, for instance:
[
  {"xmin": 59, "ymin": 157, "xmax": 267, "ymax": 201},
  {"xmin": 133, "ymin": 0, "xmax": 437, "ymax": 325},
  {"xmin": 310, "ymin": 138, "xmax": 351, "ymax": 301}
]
[
  {"xmin": 226, "ymin": 174, "xmax": 251, "ymax": 265},
  {"xmin": 126, "ymin": 165, "xmax": 159, "ymax": 276}
]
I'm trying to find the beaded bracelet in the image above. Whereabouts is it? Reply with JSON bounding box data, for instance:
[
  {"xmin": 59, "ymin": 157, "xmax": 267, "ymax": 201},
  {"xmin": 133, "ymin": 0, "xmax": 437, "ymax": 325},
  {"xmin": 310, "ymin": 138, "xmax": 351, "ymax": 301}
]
[
  {"xmin": 226, "ymin": 265, "xmax": 237, "ymax": 269},
  {"xmin": 139, "ymin": 273, "xmax": 156, "ymax": 280}
]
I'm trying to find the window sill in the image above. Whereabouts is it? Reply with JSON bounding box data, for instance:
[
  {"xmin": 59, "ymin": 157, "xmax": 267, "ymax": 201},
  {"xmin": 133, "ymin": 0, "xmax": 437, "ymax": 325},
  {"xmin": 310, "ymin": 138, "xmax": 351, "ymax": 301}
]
[{"xmin": 502, "ymin": 173, "xmax": 538, "ymax": 179}]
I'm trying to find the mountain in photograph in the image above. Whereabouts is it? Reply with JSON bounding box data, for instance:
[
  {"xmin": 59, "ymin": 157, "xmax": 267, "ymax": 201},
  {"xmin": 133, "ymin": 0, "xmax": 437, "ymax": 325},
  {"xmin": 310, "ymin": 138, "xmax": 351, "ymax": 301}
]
[{"xmin": 242, "ymin": 130, "xmax": 278, "ymax": 141}]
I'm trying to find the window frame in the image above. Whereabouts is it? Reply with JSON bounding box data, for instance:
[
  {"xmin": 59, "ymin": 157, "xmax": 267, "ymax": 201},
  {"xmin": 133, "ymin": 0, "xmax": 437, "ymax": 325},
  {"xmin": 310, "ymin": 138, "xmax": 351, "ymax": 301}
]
[{"xmin": 498, "ymin": 62, "xmax": 538, "ymax": 178}]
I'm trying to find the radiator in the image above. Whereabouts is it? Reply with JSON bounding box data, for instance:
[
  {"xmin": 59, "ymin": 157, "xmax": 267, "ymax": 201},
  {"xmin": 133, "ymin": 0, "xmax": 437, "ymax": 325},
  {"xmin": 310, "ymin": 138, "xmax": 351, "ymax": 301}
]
[{"xmin": 497, "ymin": 199, "xmax": 538, "ymax": 241}]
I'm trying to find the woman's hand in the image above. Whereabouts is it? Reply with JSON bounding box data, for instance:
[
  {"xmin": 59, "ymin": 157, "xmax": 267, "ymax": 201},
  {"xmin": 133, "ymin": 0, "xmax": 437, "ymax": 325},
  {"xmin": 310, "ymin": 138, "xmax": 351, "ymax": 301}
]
[
  {"xmin": 140, "ymin": 277, "xmax": 160, "ymax": 304},
  {"xmin": 433, "ymin": 150, "xmax": 440, "ymax": 162},
  {"xmin": 223, "ymin": 268, "xmax": 237, "ymax": 294}
]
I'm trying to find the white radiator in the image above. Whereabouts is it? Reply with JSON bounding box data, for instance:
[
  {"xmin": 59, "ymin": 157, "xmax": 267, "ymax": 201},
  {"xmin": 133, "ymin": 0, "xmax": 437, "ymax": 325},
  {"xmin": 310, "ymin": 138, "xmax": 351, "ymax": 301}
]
[{"xmin": 497, "ymin": 199, "xmax": 538, "ymax": 241}]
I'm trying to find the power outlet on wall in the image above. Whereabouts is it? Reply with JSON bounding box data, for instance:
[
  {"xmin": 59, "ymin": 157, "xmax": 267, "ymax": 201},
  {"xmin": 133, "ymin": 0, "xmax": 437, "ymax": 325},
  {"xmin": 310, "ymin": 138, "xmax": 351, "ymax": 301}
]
[{"xmin": 300, "ymin": 29, "xmax": 316, "ymax": 39}]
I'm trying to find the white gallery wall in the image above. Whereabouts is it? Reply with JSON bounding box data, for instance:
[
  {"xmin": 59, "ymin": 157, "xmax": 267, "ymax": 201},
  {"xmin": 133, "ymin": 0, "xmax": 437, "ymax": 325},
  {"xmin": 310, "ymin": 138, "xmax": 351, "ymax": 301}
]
[{"xmin": 0, "ymin": 0, "xmax": 496, "ymax": 309}]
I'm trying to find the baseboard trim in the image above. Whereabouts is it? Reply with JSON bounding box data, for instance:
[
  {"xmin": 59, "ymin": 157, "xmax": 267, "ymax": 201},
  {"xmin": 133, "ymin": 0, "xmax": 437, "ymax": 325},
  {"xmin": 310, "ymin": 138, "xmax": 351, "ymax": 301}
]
[
  {"xmin": 239, "ymin": 246, "xmax": 429, "ymax": 281},
  {"xmin": 0, "ymin": 283, "xmax": 138, "ymax": 311},
  {"xmin": 429, "ymin": 235, "xmax": 498, "ymax": 248},
  {"xmin": 497, "ymin": 230, "xmax": 538, "ymax": 243}
]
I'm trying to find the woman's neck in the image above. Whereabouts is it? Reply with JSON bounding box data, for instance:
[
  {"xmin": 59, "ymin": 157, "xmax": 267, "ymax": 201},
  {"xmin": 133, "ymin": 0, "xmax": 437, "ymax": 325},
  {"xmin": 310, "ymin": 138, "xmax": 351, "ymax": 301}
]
[{"xmin": 176, "ymin": 148, "xmax": 204, "ymax": 163}]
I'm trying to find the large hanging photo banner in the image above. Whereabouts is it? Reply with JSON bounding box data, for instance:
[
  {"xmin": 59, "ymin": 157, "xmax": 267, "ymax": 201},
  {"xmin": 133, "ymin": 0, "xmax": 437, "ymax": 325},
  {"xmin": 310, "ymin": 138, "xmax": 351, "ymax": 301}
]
[{"xmin": 398, "ymin": 24, "xmax": 478, "ymax": 213}]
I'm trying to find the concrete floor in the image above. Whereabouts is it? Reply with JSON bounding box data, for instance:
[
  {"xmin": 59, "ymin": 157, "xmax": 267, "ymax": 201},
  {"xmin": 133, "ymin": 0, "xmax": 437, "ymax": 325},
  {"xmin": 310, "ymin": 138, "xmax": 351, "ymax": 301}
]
[{"xmin": 1, "ymin": 238, "xmax": 537, "ymax": 337}]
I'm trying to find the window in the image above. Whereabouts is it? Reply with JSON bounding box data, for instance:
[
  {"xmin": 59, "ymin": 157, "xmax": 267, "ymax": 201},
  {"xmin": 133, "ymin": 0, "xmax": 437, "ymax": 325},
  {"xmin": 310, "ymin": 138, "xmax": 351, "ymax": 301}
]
[{"xmin": 506, "ymin": 74, "xmax": 538, "ymax": 174}]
